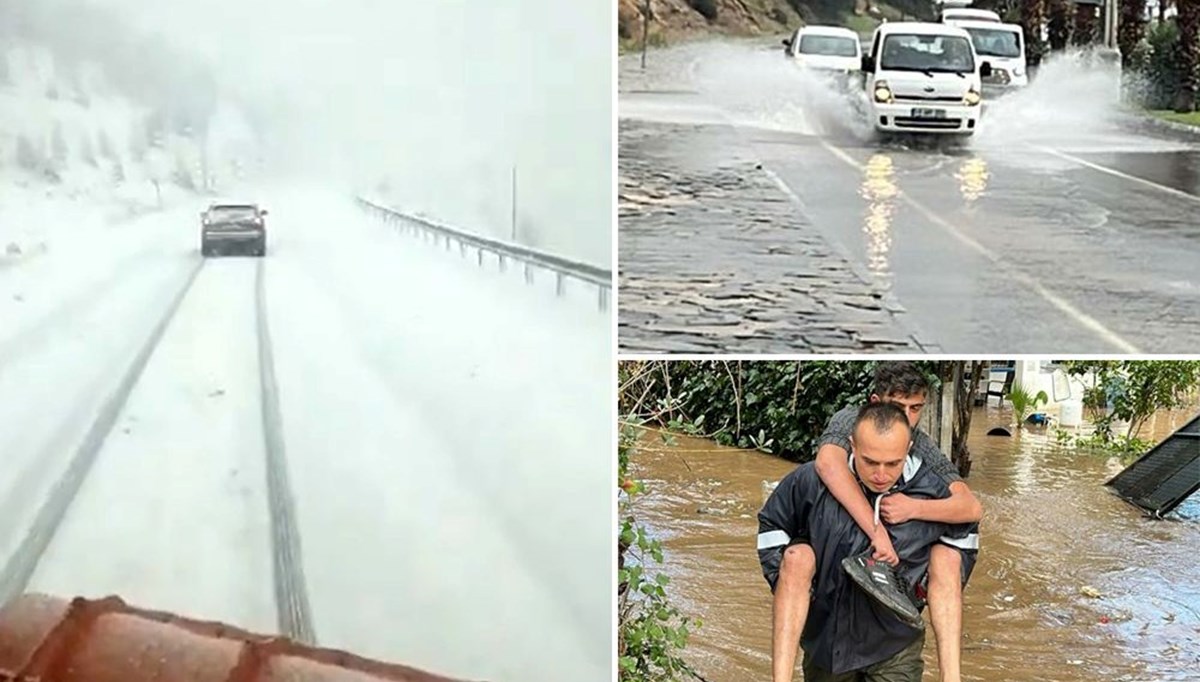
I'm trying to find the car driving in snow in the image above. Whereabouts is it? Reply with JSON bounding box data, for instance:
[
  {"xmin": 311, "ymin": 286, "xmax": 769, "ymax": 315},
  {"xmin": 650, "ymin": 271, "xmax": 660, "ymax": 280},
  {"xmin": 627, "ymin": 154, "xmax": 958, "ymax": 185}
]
[
  {"xmin": 861, "ymin": 22, "xmax": 991, "ymax": 137},
  {"xmin": 200, "ymin": 203, "xmax": 267, "ymax": 257}
]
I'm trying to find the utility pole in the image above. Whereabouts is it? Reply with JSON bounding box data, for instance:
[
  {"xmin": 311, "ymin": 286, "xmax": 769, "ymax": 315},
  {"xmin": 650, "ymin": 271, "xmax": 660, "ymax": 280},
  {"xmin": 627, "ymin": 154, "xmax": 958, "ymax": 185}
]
[
  {"xmin": 201, "ymin": 130, "xmax": 210, "ymax": 193},
  {"xmin": 1103, "ymin": 0, "xmax": 1118, "ymax": 48},
  {"xmin": 641, "ymin": 0, "xmax": 651, "ymax": 70}
]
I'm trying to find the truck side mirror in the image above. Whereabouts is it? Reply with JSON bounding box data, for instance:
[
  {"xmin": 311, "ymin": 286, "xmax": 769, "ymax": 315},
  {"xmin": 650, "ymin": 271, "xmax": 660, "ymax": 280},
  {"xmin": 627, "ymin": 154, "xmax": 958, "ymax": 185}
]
[
  {"xmin": 980, "ymin": 62, "xmax": 993, "ymax": 77},
  {"xmin": 861, "ymin": 55, "xmax": 874, "ymax": 72}
]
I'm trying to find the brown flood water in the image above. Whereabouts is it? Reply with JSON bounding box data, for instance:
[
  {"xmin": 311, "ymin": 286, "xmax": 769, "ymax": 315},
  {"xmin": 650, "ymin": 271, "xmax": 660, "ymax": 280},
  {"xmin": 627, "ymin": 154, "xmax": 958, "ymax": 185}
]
[{"xmin": 627, "ymin": 407, "xmax": 1200, "ymax": 682}]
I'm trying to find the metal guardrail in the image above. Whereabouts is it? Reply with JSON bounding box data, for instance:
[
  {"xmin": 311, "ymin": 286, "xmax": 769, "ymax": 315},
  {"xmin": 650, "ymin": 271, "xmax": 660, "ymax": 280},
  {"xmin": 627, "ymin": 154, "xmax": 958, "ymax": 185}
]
[{"xmin": 356, "ymin": 197, "xmax": 611, "ymax": 312}]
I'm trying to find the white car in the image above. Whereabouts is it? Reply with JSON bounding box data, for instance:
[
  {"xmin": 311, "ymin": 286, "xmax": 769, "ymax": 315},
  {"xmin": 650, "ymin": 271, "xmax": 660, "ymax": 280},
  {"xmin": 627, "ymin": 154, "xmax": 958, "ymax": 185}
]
[
  {"xmin": 861, "ymin": 22, "xmax": 991, "ymax": 136},
  {"xmin": 947, "ymin": 19, "xmax": 1028, "ymax": 94},
  {"xmin": 783, "ymin": 25, "xmax": 862, "ymax": 80}
]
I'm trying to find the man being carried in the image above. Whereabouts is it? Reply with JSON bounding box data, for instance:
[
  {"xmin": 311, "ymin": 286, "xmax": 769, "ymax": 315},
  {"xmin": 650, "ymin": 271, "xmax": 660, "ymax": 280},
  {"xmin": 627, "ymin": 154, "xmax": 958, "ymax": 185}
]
[
  {"xmin": 758, "ymin": 398, "xmax": 981, "ymax": 681},
  {"xmin": 770, "ymin": 362, "xmax": 982, "ymax": 682}
]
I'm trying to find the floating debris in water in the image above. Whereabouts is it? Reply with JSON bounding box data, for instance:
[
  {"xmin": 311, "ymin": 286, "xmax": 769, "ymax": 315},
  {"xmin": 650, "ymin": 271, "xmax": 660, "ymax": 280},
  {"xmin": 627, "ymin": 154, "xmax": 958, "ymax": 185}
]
[{"xmin": 1080, "ymin": 585, "xmax": 1103, "ymax": 599}]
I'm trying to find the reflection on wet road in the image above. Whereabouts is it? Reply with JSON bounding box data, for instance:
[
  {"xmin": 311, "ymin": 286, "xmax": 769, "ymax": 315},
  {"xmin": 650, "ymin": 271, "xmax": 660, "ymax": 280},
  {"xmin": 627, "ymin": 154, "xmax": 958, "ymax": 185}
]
[
  {"xmin": 629, "ymin": 408, "xmax": 1200, "ymax": 682},
  {"xmin": 859, "ymin": 154, "xmax": 899, "ymax": 289},
  {"xmin": 757, "ymin": 133, "xmax": 1200, "ymax": 354}
]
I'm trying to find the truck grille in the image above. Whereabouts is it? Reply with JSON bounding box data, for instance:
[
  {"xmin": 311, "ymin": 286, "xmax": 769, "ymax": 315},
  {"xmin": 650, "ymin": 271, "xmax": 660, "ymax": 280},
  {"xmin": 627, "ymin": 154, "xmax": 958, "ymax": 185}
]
[
  {"xmin": 894, "ymin": 95, "xmax": 963, "ymax": 103},
  {"xmin": 894, "ymin": 117, "xmax": 964, "ymax": 130}
]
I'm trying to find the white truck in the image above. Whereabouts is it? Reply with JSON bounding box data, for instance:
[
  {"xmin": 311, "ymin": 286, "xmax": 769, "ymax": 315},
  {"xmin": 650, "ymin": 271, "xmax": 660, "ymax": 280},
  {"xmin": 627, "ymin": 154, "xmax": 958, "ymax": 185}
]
[
  {"xmin": 936, "ymin": 0, "xmax": 1002, "ymax": 23},
  {"xmin": 944, "ymin": 18, "xmax": 1029, "ymax": 94},
  {"xmin": 861, "ymin": 22, "xmax": 991, "ymax": 136}
]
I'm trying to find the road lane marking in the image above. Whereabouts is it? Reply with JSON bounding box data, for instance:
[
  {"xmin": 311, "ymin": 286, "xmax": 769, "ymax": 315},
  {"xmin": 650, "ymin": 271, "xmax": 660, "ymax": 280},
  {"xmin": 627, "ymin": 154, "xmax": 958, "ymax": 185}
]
[
  {"xmin": 814, "ymin": 140, "xmax": 1142, "ymax": 353},
  {"xmin": 1032, "ymin": 145, "xmax": 1200, "ymax": 205}
]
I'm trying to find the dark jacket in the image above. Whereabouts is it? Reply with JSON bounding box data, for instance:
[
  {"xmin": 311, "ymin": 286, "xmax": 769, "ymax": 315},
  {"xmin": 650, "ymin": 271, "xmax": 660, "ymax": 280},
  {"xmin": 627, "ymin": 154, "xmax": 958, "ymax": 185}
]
[{"xmin": 757, "ymin": 453, "xmax": 979, "ymax": 675}]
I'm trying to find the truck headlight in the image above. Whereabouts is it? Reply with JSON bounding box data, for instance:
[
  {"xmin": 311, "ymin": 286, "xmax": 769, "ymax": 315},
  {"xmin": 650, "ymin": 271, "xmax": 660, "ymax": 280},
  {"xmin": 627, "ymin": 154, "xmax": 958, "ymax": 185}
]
[
  {"xmin": 873, "ymin": 82, "xmax": 893, "ymax": 103},
  {"xmin": 964, "ymin": 89, "xmax": 982, "ymax": 106}
]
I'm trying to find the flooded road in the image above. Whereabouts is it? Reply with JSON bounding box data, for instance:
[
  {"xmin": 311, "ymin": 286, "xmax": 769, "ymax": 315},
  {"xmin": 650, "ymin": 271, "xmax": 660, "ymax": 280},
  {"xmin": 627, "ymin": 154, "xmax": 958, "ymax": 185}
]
[
  {"xmin": 618, "ymin": 42, "xmax": 1200, "ymax": 353},
  {"xmin": 628, "ymin": 408, "xmax": 1200, "ymax": 681}
]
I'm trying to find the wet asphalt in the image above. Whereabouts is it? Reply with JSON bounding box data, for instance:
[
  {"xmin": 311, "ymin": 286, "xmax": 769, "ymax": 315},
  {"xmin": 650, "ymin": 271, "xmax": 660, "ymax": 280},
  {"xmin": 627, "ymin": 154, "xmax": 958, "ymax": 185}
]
[{"xmin": 619, "ymin": 42, "xmax": 1200, "ymax": 353}]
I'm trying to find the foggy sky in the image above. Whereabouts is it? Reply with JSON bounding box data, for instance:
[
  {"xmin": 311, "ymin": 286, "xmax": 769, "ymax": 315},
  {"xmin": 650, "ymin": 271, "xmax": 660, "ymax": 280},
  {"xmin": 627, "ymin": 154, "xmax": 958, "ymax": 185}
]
[{"xmin": 82, "ymin": 0, "xmax": 612, "ymax": 264}]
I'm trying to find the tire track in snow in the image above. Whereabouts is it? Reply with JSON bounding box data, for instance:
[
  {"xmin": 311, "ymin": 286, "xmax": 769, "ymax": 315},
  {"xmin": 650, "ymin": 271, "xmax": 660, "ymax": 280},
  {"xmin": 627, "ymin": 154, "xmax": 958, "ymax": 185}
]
[
  {"xmin": 281, "ymin": 246, "xmax": 601, "ymax": 653},
  {"xmin": 255, "ymin": 257, "xmax": 316, "ymax": 644},
  {"xmin": 0, "ymin": 257, "xmax": 205, "ymax": 605}
]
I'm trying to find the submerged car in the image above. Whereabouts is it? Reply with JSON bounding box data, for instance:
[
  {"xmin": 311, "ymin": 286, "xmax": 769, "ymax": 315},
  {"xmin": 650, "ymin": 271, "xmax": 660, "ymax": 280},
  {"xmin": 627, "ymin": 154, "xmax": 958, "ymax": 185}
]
[
  {"xmin": 861, "ymin": 22, "xmax": 991, "ymax": 136},
  {"xmin": 200, "ymin": 203, "xmax": 267, "ymax": 257}
]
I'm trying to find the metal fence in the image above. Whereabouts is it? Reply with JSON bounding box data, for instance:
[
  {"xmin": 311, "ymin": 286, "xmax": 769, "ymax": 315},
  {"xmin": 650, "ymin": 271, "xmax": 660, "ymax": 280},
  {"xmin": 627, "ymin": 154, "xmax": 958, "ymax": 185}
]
[{"xmin": 355, "ymin": 198, "xmax": 611, "ymax": 312}]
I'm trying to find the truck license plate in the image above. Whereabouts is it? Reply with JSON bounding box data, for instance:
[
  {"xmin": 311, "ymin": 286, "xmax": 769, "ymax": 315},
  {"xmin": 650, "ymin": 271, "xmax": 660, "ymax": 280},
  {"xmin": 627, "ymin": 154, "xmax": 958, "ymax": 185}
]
[{"xmin": 912, "ymin": 107, "xmax": 946, "ymax": 119}]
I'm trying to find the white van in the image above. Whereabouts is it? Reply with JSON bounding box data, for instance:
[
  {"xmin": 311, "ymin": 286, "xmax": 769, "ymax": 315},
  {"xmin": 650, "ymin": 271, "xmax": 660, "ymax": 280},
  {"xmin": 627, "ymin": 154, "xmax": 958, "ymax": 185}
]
[
  {"xmin": 861, "ymin": 22, "xmax": 990, "ymax": 135},
  {"xmin": 936, "ymin": 0, "xmax": 1002, "ymax": 23},
  {"xmin": 783, "ymin": 25, "xmax": 863, "ymax": 74},
  {"xmin": 946, "ymin": 19, "xmax": 1028, "ymax": 92},
  {"xmin": 940, "ymin": 7, "xmax": 1001, "ymax": 23}
]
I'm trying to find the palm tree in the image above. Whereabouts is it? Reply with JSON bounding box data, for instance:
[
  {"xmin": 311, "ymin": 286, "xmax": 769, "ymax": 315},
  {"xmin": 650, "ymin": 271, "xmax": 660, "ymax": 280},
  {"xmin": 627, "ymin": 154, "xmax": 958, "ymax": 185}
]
[
  {"xmin": 1049, "ymin": 0, "xmax": 1073, "ymax": 50},
  {"xmin": 1119, "ymin": 0, "xmax": 1149, "ymax": 68},
  {"xmin": 1021, "ymin": 0, "xmax": 1048, "ymax": 65},
  {"xmin": 1160, "ymin": 0, "xmax": 1174, "ymax": 22},
  {"xmin": 1073, "ymin": 2, "xmax": 1099, "ymax": 46},
  {"xmin": 1175, "ymin": 0, "xmax": 1200, "ymax": 112},
  {"xmin": 1007, "ymin": 384, "xmax": 1050, "ymax": 428}
]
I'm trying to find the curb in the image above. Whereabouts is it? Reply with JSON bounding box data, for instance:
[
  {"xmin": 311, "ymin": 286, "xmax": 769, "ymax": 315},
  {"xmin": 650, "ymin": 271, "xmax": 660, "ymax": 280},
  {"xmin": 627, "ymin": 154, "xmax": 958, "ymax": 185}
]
[{"xmin": 1121, "ymin": 111, "xmax": 1200, "ymax": 140}]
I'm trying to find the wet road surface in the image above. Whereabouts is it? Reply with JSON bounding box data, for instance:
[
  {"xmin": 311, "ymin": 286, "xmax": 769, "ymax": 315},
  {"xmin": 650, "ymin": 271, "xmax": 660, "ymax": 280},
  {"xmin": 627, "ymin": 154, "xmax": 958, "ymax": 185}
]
[{"xmin": 619, "ymin": 42, "xmax": 1200, "ymax": 353}]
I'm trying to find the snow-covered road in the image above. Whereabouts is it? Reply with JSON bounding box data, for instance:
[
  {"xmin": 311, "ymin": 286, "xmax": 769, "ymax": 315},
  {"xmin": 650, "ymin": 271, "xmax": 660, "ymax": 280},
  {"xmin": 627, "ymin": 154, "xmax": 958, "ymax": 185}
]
[{"xmin": 0, "ymin": 186, "xmax": 611, "ymax": 682}]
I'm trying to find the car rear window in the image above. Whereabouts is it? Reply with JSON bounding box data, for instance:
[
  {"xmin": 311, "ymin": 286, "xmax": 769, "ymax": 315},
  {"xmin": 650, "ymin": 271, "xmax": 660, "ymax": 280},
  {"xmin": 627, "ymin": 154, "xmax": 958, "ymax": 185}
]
[
  {"xmin": 798, "ymin": 35, "xmax": 859, "ymax": 58},
  {"xmin": 210, "ymin": 206, "xmax": 258, "ymax": 220}
]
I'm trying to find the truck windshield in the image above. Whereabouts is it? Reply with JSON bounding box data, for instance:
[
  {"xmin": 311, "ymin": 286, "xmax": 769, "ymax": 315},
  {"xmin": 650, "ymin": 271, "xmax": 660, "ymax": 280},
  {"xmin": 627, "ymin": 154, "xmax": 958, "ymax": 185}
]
[
  {"xmin": 964, "ymin": 27, "xmax": 1022, "ymax": 58},
  {"xmin": 880, "ymin": 34, "xmax": 975, "ymax": 73}
]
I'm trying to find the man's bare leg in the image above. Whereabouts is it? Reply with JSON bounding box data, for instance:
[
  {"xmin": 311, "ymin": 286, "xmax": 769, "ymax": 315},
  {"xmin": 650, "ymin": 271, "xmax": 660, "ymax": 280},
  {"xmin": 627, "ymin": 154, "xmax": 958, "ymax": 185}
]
[
  {"xmin": 928, "ymin": 544, "xmax": 964, "ymax": 682},
  {"xmin": 773, "ymin": 544, "xmax": 816, "ymax": 682}
]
